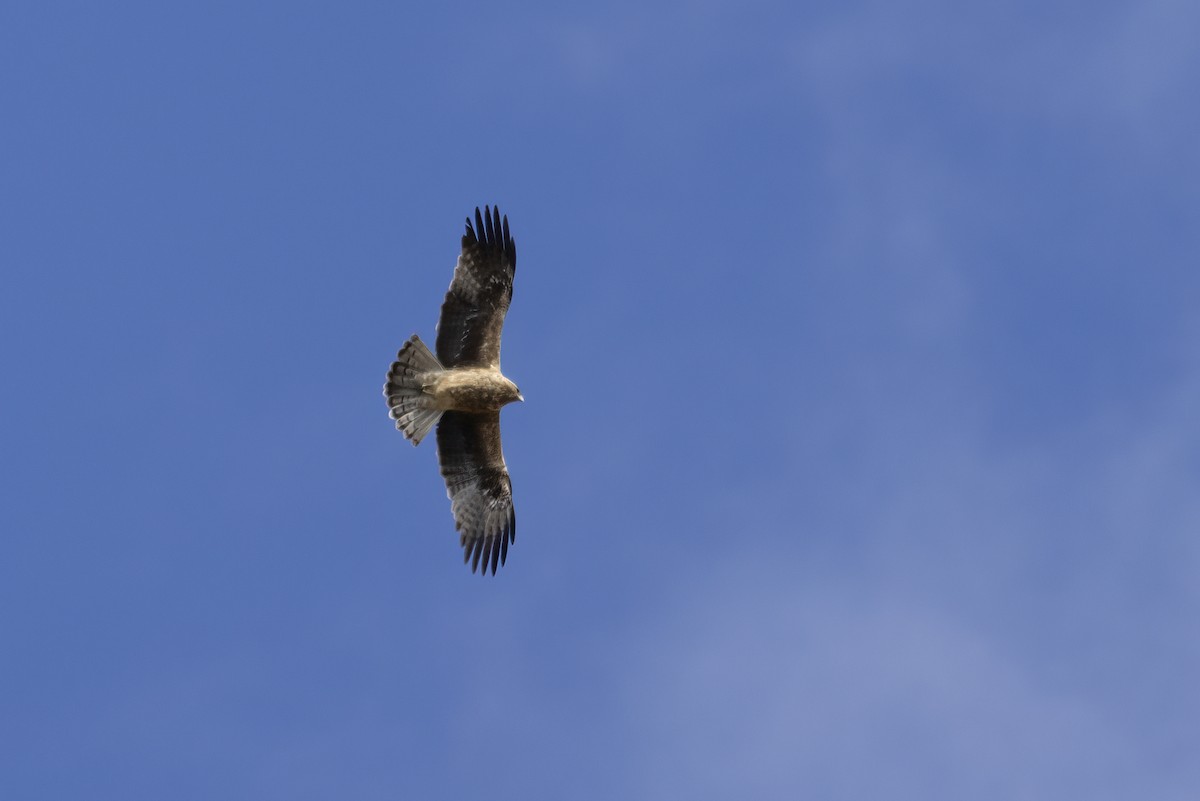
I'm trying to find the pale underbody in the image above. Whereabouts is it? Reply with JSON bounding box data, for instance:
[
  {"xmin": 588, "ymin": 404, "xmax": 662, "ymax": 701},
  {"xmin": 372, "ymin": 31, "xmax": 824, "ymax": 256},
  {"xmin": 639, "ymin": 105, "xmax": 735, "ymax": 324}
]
[{"xmin": 426, "ymin": 368, "xmax": 521, "ymax": 413}]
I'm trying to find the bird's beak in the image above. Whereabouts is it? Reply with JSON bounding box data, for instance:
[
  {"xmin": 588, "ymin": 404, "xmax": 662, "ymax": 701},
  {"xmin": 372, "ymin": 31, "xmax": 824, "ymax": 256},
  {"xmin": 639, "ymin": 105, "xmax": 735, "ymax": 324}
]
[{"xmin": 517, "ymin": 394, "xmax": 524, "ymax": 402}]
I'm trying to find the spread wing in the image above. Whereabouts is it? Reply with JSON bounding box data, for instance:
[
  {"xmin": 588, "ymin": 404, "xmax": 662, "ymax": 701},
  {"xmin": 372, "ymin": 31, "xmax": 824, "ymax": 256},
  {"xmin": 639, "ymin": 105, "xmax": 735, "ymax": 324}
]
[
  {"xmin": 436, "ymin": 410, "xmax": 516, "ymax": 575},
  {"xmin": 436, "ymin": 205, "xmax": 517, "ymax": 368}
]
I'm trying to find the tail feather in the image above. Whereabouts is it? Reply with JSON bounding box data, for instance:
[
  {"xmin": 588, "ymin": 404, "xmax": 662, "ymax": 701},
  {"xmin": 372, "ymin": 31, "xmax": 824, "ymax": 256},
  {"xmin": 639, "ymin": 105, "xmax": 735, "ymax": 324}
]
[{"xmin": 384, "ymin": 334, "xmax": 444, "ymax": 445}]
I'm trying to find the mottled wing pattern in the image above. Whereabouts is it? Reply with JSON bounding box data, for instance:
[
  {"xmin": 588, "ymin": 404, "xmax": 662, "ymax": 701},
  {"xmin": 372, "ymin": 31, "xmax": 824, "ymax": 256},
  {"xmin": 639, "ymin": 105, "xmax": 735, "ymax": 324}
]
[
  {"xmin": 436, "ymin": 410, "xmax": 516, "ymax": 575},
  {"xmin": 436, "ymin": 205, "xmax": 517, "ymax": 368}
]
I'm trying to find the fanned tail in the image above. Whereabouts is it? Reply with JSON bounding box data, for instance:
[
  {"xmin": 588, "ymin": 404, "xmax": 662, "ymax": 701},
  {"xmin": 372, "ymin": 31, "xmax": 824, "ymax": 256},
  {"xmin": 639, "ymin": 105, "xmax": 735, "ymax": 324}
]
[{"xmin": 384, "ymin": 334, "xmax": 444, "ymax": 445}]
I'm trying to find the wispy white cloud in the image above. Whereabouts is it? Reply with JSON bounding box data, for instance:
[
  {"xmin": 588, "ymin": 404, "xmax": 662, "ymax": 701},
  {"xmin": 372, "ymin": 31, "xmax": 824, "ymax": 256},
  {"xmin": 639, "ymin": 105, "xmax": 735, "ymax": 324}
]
[
  {"xmin": 788, "ymin": 0, "xmax": 1200, "ymax": 160},
  {"xmin": 619, "ymin": 575, "xmax": 1141, "ymax": 800},
  {"xmin": 602, "ymin": 308, "xmax": 1200, "ymax": 799}
]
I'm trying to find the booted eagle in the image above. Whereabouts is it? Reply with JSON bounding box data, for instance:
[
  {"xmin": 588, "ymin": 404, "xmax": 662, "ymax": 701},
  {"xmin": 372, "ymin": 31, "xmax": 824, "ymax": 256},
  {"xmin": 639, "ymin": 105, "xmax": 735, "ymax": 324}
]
[{"xmin": 383, "ymin": 206, "xmax": 522, "ymax": 575}]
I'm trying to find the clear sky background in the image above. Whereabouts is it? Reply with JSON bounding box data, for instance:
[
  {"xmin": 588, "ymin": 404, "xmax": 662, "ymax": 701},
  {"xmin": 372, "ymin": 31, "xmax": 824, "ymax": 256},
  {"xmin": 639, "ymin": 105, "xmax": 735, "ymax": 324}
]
[{"xmin": 2, "ymin": 1, "xmax": 1198, "ymax": 799}]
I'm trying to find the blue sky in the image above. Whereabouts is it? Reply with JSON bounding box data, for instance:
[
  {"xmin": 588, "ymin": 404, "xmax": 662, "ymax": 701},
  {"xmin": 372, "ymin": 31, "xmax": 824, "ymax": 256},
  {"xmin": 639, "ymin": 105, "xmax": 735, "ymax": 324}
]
[{"xmin": 3, "ymin": 1, "xmax": 1198, "ymax": 798}]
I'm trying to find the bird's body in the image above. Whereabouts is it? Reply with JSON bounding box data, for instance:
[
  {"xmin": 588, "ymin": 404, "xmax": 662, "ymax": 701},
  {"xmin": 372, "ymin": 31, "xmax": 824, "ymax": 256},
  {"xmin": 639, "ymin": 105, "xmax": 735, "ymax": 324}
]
[
  {"xmin": 426, "ymin": 368, "xmax": 521, "ymax": 413},
  {"xmin": 383, "ymin": 206, "xmax": 521, "ymax": 575}
]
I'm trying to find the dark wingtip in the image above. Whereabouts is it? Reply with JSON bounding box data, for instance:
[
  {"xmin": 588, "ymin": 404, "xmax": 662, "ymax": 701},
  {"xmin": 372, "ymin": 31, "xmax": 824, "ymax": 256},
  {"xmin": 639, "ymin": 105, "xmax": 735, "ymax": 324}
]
[
  {"xmin": 474, "ymin": 207, "xmax": 486, "ymax": 245},
  {"xmin": 466, "ymin": 537, "xmax": 483, "ymax": 573},
  {"xmin": 465, "ymin": 206, "xmax": 482, "ymax": 242},
  {"xmin": 461, "ymin": 528, "xmax": 511, "ymax": 575},
  {"xmin": 464, "ymin": 206, "xmax": 514, "ymax": 257}
]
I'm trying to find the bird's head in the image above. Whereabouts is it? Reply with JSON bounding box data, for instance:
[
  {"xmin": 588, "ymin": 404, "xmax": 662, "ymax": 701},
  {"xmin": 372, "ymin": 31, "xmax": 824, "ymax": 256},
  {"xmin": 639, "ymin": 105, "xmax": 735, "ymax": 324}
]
[{"xmin": 503, "ymin": 377, "xmax": 523, "ymax": 405}]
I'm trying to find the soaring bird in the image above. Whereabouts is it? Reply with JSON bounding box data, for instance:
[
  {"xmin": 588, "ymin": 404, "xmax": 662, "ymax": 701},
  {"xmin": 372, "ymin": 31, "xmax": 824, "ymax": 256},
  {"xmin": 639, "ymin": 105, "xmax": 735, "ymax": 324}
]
[{"xmin": 383, "ymin": 206, "xmax": 521, "ymax": 575}]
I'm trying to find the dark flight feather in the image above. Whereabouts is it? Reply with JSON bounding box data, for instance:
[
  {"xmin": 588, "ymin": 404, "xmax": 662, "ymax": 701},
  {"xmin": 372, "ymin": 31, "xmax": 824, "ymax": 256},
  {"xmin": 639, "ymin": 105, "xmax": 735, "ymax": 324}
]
[
  {"xmin": 435, "ymin": 205, "xmax": 517, "ymax": 368},
  {"xmin": 437, "ymin": 410, "xmax": 516, "ymax": 575}
]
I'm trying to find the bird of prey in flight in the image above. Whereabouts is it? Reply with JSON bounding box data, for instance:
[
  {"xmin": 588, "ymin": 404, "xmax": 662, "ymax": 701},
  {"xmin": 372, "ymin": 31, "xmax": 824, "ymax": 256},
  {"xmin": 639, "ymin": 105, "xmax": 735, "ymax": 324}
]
[{"xmin": 383, "ymin": 206, "xmax": 521, "ymax": 575}]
